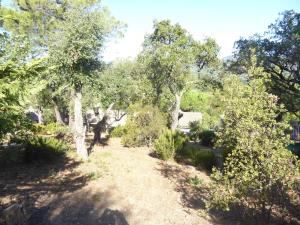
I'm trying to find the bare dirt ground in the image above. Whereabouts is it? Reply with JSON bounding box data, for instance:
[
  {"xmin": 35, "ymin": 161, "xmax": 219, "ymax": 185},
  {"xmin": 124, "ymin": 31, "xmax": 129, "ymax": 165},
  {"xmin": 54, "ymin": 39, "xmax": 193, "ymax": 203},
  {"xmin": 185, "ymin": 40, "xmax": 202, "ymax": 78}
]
[{"xmin": 0, "ymin": 138, "xmax": 234, "ymax": 225}]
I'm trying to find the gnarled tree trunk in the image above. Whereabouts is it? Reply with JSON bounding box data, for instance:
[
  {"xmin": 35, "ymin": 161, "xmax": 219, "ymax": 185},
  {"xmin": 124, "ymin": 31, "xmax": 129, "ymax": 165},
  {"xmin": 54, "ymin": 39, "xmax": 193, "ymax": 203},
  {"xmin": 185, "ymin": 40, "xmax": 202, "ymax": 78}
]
[
  {"xmin": 93, "ymin": 103, "xmax": 115, "ymax": 145},
  {"xmin": 170, "ymin": 93, "xmax": 181, "ymax": 131},
  {"xmin": 52, "ymin": 97, "xmax": 64, "ymax": 124},
  {"xmin": 73, "ymin": 85, "xmax": 88, "ymax": 159}
]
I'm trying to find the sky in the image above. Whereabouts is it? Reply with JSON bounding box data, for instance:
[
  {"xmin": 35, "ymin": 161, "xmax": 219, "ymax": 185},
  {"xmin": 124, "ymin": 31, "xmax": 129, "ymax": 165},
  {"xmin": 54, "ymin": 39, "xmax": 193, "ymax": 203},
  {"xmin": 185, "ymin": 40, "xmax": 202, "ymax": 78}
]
[
  {"xmin": 2, "ymin": 0, "xmax": 300, "ymax": 61},
  {"xmin": 100, "ymin": 0, "xmax": 300, "ymax": 61}
]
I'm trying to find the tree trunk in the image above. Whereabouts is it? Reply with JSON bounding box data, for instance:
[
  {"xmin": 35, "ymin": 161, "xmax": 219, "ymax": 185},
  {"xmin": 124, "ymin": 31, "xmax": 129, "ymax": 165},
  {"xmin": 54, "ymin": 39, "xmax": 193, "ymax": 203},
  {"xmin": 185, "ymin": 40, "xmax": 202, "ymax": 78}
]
[
  {"xmin": 92, "ymin": 103, "xmax": 115, "ymax": 146},
  {"xmin": 52, "ymin": 97, "xmax": 64, "ymax": 124},
  {"xmin": 170, "ymin": 93, "xmax": 181, "ymax": 131},
  {"xmin": 69, "ymin": 89, "xmax": 75, "ymax": 131},
  {"xmin": 73, "ymin": 85, "xmax": 88, "ymax": 160}
]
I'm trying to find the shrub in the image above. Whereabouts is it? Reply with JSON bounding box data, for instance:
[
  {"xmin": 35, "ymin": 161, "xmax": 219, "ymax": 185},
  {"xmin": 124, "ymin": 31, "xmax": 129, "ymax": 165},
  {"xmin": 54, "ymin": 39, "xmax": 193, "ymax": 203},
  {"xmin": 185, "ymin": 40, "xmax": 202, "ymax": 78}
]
[
  {"xmin": 209, "ymin": 76, "xmax": 300, "ymax": 222},
  {"xmin": 154, "ymin": 130, "xmax": 187, "ymax": 160},
  {"xmin": 35, "ymin": 122, "xmax": 69, "ymax": 136},
  {"xmin": 180, "ymin": 144, "xmax": 216, "ymax": 170},
  {"xmin": 200, "ymin": 130, "xmax": 215, "ymax": 146},
  {"xmin": 154, "ymin": 130, "xmax": 174, "ymax": 160},
  {"xmin": 193, "ymin": 150, "xmax": 216, "ymax": 171},
  {"xmin": 186, "ymin": 176, "xmax": 203, "ymax": 186},
  {"xmin": 23, "ymin": 136, "xmax": 69, "ymax": 162},
  {"xmin": 109, "ymin": 126, "xmax": 127, "ymax": 138},
  {"xmin": 189, "ymin": 121, "xmax": 216, "ymax": 146},
  {"xmin": 189, "ymin": 121, "xmax": 202, "ymax": 142},
  {"xmin": 122, "ymin": 104, "xmax": 167, "ymax": 147}
]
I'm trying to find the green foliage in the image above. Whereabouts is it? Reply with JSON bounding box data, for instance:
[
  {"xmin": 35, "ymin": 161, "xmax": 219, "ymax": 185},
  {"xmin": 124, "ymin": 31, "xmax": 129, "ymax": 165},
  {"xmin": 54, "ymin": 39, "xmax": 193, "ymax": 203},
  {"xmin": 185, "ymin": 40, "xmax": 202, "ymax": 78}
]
[
  {"xmin": 140, "ymin": 20, "xmax": 195, "ymax": 106},
  {"xmin": 209, "ymin": 75, "xmax": 300, "ymax": 221},
  {"xmin": 0, "ymin": 33, "xmax": 46, "ymax": 142},
  {"xmin": 0, "ymin": 136, "xmax": 69, "ymax": 165},
  {"xmin": 109, "ymin": 126, "xmax": 127, "ymax": 138},
  {"xmin": 35, "ymin": 123, "xmax": 69, "ymax": 135},
  {"xmin": 48, "ymin": 4, "xmax": 122, "ymax": 88},
  {"xmin": 181, "ymin": 90, "xmax": 212, "ymax": 112},
  {"xmin": 86, "ymin": 60, "xmax": 141, "ymax": 110},
  {"xmin": 180, "ymin": 145, "xmax": 216, "ymax": 171},
  {"xmin": 154, "ymin": 129, "xmax": 187, "ymax": 160},
  {"xmin": 232, "ymin": 10, "xmax": 300, "ymax": 117},
  {"xmin": 189, "ymin": 120, "xmax": 216, "ymax": 146},
  {"xmin": 186, "ymin": 176, "xmax": 203, "ymax": 186},
  {"xmin": 200, "ymin": 130, "xmax": 216, "ymax": 147},
  {"xmin": 122, "ymin": 104, "xmax": 167, "ymax": 147},
  {"xmin": 23, "ymin": 136, "xmax": 69, "ymax": 162}
]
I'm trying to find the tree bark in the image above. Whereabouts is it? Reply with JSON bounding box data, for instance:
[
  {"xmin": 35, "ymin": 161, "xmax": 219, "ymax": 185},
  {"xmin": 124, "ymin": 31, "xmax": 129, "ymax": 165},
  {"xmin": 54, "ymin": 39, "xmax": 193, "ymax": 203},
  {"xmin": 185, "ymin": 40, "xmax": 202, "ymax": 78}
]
[
  {"xmin": 92, "ymin": 103, "xmax": 115, "ymax": 146},
  {"xmin": 69, "ymin": 89, "xmax": 75, "ymax": 131},
  {"xmin": 52, "ymin": 97, "xmax": 64, "ymax": 124},
  {"xmin": 73, "ymin": 85, "xmax": 88, "ymax": 160},
  {"xmin": 170, "ymin": 93, "xmax": 181, "ymax": 131}
]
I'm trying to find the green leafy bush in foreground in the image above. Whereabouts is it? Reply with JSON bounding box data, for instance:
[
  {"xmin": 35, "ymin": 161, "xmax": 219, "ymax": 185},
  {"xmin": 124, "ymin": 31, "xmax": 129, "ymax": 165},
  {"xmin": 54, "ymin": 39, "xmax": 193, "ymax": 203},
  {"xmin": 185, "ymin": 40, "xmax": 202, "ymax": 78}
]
[
  {"xmin": 154, "ymin": 130, "xmax": 187, "ymax": 160},
  {"xmin": 0, "ymin": 136, "xmax": 70, "ymax": 164},
  {"xmin": 23, "ymin": 136, "xmax": 70, "ymax": 162},
  {"xmin": 35, "ymin": 123, "xmax": 69, "ymax": 135},
  {"xmin": 209, "ymin": 76, "xmax": 300, "ymax": 222}
]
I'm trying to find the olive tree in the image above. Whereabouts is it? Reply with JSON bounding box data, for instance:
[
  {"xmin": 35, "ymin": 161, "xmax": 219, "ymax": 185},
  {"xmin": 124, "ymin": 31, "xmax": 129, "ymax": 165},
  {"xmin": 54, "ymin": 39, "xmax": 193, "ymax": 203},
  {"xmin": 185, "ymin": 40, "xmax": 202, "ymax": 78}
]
[
  {"xmin": 48, "ymin": 4, "xmax": 121, "ymax": 159},
  {"xmin": 140, "ymin": 20, "xmax": 220, "ymax": 130},
  {"xmin": 140, "ymin": 20, "xmax": 195, "ymax": 130}
]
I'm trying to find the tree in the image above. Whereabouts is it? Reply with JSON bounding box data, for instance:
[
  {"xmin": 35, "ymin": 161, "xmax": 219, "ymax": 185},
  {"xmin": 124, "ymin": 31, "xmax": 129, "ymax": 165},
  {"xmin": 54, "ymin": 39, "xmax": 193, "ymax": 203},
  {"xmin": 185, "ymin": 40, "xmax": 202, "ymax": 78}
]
[
  {"xmin": 0, "ymin": 33, "xmax": 46, "ymax": 141},
  {"xmin": 48, "ymin": 4, "xmax": 121, "ymax": 159},
  {"xmin": 232, "ymin": 10, "xmax": 300, "ymax": 117},
  {"xmin": 1, "ymin": 0, "xmax": 71, "ymax": 124},
  {"xmin": 84, "ymin": 59, "xmax": 140, "ymax": 110},
  {"xmin": 194, "ymin": 37, "xmax": 220, "ymax": 71},
  {"xmin": 140, "ymin": 20, "xmax": 221, "ymax": 130},
  {"xmin": 209, "ymin": 74, "xmax": 300, "ymax": 223},
  {"xmin": 140, "ymin": 20, "xmax": 195, "ymax": 130}
]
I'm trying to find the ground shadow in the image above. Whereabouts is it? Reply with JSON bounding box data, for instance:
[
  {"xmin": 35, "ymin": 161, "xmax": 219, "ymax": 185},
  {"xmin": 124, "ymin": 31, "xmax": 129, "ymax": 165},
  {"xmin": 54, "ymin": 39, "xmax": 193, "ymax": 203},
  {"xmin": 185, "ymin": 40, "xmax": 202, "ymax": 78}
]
[
  {"xmin": 87, "ymin": 135, "xmax": 110, "ymax": 155},
  {"xmin": 156, "ymin": 161, "xmax": 300, "ymax": 225},
  {"xmin": 0, "ymin": 151, "xmax": 131, "ymax": 225},
  {"xmin": 27, "ymin": 187, "xmax": 131, "ymax": 225},
  {"xmin": 156, "ymin": 161, "xmax": 248, "ymax": 225}
]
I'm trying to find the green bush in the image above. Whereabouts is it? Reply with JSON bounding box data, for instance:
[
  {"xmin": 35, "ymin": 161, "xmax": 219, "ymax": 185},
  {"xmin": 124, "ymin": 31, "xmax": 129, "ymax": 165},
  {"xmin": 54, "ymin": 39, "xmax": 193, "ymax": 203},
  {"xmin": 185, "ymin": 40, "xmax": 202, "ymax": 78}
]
[
  {"xmin": 122, "ymin": 104, "xmax": 167, "ymax": 147},
  {"xmin": 189, "ymin": 121, "xmax": 202, "ymax": 142},
  {"xmin": 200, "ymin": 130, "xmax": 216, "ymax": 146},
  {"xmin": 180, "ymin": 145, "xmax": 216, "ymax": 171},
  {"xmin": 23, "ymin": 136, "xmax": 70, "ymax": 162},
  {"xmin": 189, "ymin": 120, "xmax": 216, "ymax": 146},
  {"xmin": 35, "ymin": 123, "xmax": 69, "ymax": 135},
  {"xmin": 154, "ymin": 130, "xmax": 175, "ymax": 160},
  {"xmin": 109, "ymin": 126, "xmax": 127, "ymax": 138},
  {"xmin": 154, "ymin": 130, "xmax": 187, "ymax": 160}
]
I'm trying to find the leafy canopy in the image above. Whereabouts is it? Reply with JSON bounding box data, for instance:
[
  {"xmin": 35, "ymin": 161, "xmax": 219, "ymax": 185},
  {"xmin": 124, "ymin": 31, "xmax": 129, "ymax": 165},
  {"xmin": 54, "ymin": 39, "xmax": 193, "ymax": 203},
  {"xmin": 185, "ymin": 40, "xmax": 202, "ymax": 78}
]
[{"xmin": 209, "ymin": 74, "xmax": 300, "ymax": 221}]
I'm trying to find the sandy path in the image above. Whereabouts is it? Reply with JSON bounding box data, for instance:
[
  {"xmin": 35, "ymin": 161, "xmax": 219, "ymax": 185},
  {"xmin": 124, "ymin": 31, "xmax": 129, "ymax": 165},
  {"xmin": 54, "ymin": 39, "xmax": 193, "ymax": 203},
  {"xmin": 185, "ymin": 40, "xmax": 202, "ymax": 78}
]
[
  {"xmin": 84, "ymin": 138, "xmax": 211, "ymax": 225},
  {"xmin": 1, "ymin": 138, "xmax": 213, "ymax": 225}
]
